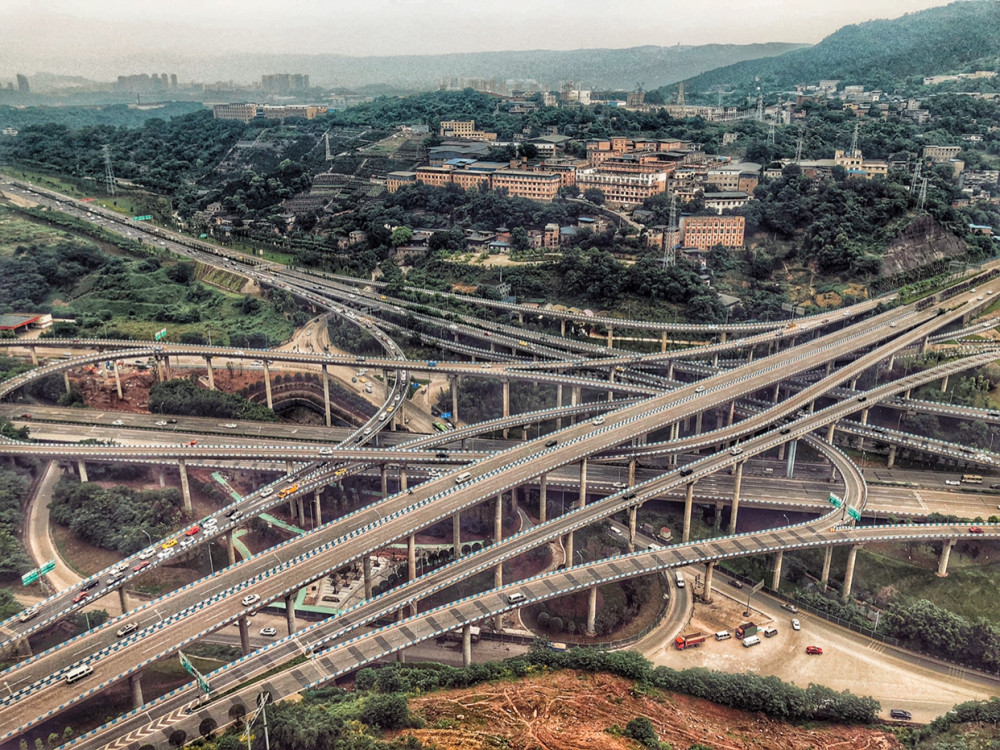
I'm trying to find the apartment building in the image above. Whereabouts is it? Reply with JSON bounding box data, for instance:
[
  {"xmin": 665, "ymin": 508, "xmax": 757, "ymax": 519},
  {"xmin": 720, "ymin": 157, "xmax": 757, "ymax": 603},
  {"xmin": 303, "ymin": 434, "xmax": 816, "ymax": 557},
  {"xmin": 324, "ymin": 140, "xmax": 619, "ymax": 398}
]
[
  {"xmin": 386, "ymin": 172, "xmax": 418, "ymax": 193},
  {"xmin": 680, "ymin": 215, "xmax": 746, "ymax": 250},
  {"xmin": 703, "ymin": 191, "xmax": 750, "ymax": 213},
  {"xmin": 924, "ymin": 145, "xmax": 962, "ymax": 163},
  {"xmin": 411, "ymin": 165, "xmax": 562, "ymax": 202},
  {"xmin": 576, "ymin": 169, "xmax": 668, "ymax": 206},
  {"xmin": 491, "ymin": 169, "xmax": 561, "ymax": 201},
  {"xmin": 439, "ymin": 119, "xmax": 498, "ymax": 141},
  {"xmin": 212, "ymin": 103, "xmax": 259, "ymax": 122}
]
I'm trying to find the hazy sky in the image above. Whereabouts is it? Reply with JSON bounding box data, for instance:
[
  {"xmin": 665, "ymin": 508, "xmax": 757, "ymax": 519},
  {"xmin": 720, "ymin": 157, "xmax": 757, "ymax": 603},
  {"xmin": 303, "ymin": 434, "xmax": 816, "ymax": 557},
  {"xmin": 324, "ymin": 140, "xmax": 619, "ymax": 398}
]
[{"xmin": 3, "ymin": 0, "xmax": 954, "ymax": 78}]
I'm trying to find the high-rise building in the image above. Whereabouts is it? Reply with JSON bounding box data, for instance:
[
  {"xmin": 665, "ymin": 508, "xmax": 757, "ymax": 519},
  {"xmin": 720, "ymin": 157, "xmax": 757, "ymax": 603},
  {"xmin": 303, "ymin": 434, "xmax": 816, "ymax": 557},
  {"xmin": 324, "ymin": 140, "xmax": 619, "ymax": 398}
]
[
  {"xmin": 15, "ymin": 74, "xmax": 29, "ymax": 93},
  {"xmin": 261, "ymin": 74, "xmax": 310, "ymax": 93},
  {"xmin": 170, "ymin": 74, "xmax": 178, "ymax": 89}
]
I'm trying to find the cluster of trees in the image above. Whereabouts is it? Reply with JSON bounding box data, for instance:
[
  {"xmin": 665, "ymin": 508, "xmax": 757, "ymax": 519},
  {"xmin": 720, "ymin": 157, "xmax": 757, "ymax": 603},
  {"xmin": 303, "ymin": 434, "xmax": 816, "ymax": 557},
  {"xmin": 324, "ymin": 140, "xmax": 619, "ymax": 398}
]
[
  {"xmin": 0, "ymin": 469, "xmax": 32, "ymax": 577},
  {"xmin": 881, "ymin": 598, "xmax": 1000, "ymax": 673},
  {"xmin": 150, "ymin": 378, "xmax": 279, "ymax": 422},
  {"xmin": 49, "ymin": 478, "xmax": 185, "ymax": 555},
  {"xmin": 0, "ymin": 239, "xmax": 110, "ymax": 312},
  {"xmin": 437, "ymin": 378, "xmax": 557, "ymax": 426}
]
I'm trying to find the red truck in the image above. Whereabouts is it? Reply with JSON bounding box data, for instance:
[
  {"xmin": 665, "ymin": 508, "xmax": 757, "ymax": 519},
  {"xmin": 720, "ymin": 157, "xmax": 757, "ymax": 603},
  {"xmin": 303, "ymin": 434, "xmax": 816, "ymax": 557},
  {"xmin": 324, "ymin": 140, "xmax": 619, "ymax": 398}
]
[
  {"xmin": 736, "ymin": 622, "xmax": 758, "ymax": 639},
  {"xmin": 674, "ymin": 632, "xmax": 707, "ymax": 650}
]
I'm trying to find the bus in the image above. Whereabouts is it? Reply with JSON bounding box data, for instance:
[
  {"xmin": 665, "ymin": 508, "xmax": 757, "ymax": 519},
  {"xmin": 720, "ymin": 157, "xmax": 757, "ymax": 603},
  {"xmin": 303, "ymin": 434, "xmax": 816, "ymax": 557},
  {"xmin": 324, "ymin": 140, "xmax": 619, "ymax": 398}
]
[
  {"xmin": 433, "ymin": 421, "xmax": 449, "ymax": 433},
  {"xmin": 962, "ymin": 474, "xmax": 984, "ymax": 484},
  {"xmin": 64, "ymin": 664, "xmax": 94, "ymax": 684}
]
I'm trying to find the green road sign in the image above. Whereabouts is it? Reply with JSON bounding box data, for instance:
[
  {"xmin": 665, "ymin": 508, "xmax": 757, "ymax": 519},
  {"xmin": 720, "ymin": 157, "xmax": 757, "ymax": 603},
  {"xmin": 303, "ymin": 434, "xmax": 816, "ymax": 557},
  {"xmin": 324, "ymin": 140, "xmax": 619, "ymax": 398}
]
[
  {"xmin": 132, "ymin": 215, "xmax": 152, "ymax": 221},
  {"xmin": 828, "ymin": 493, "xmax": 842, "ymax": 508},
  {"xmin": 154, "ymin": 328, "xmax": 167, "ymax": 341},
  {"xmin": 39, "ymin": 559, "xmax": 55, "ymax": 575},
  {"xmin": 847, "ymin": 507, "xmax": 862, "ymax": 521},
  {"xmin": 179, "ymin": 650, "xmax": 211, "ymax": 694},
  {"xmin": 179, "ymin": 650, "xmax": 193, "ymax": 675},
  {"xmin": 21, "ymin": 569, "xmax": 39, "ymax": 586}
]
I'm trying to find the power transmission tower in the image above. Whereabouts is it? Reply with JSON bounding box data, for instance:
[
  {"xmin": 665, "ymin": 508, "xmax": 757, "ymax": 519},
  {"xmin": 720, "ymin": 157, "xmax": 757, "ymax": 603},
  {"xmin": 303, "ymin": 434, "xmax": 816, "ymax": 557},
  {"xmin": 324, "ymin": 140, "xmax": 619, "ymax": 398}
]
[
  {"xmin": 754, "ymin": 80, "xmax": 763, "ymax": 122},
  {"xmin": 103, "ymin": 144, "xmax": 116, "ymax": 196},
  {"xmin": 324, "ymin": 132, "xmax": 332, "ymax": 160},
  {"xmin": 849, "ymin": 122, "xmax": 860, "ymax": 156},
  {"xmin": 918, "ymin": 177, "xmax": 928, "ymax": 209},
  {"xmin": 910, "ymin": 160, "xmax": 922, "ymax": 194},
  {"xmin": 794, "ymin": 123, "xmax": 804, "ymax": 163},
  {"xmin": 676, "ymin": 82, "xmax": 685, "ymax": 107},
  {"xmin": 663, "ymin": 193, "xmax": 679, "ymax": 267},
  {"xmin": 767, "ymin": 122, "xmax": 776, "ymax": 145}
]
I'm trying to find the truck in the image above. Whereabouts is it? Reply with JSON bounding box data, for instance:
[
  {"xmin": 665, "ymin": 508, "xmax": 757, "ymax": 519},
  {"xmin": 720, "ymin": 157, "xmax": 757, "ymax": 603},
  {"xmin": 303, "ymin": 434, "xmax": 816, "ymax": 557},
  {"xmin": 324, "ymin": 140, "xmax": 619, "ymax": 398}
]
[
  {"xmin": 674, "ymin": 632, "xmax": 707, "ymax": 650},
  {"xmin": 735, "ymin": 622, "xmax": 758, "ymax": 639}
]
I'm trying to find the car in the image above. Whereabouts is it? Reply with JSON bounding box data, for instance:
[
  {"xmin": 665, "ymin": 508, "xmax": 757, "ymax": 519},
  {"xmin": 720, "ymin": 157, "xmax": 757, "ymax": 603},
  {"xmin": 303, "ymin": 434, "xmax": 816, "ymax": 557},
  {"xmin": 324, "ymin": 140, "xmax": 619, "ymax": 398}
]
[
  {"xmin": 166, "ymin": 418, "xmax": 177, "ymax": 424},
  {"xmin": 990, "ymin": 483, "xmax": 1000, "ymax": 489},
  {"xmin": 889, "ymin": 322, "xmax": 897, "ymax": 328},
  {"xmin": 116, "ymin": 622, "xmax": 138, "ymax": 638},
  {"xmin": 133, "ymin": 560, "xmax": 151, "ymax": 572},
  {"xmin": 730, "ymin": 446, "xmax": 743, "ymax": 455},
  {"xmin": 154, "ymin": 420, "xmax": 168, "ymax": 426},
  {"xmin": 969, "ymin": 526, "xmax": 984, "ymax": 534},
  {"xmin": 945, "ymin": 479, "xmax": 961, "ymax": 486},
  {"xmin": 224, "ymin": 423, "xmax": 238, "ymax": 428},
  {"xmin": 779, "ymin": 427, "xmax": 791, "ymax": 435},
  {"xmin": 139, "ymin": 548, "xmax": 156, "ymax": 560},
  {"xmin": 180, "ymin": 538, "xmax": 195, "ymax": 549},
  {"xmin": 260, "ymin": 626, "xmax": 277, "ymax": 637},
  {"xmin": 978, "ymin": 296, "xmax": 985, "ymax": 300},
  {"xmin": 184, "ymin": 525, "xmax": 201, "ymax": 536},
  {"xmin": 890, "ymin": 709, "xmax": 912, "ymax": 721},
  {"xmin": 694, "ymin": 385, "xmax": 706, "ymax": 393},
  {"xmin": 782, "ymin": 603, "xmax": 799, "ymax": 613},
  {"xmin": 185, "ymin": 440, "xmax": 198, "ymax": 447},
  {"xmin": 728, "ymin": 579, "xmax": 744, "ymax": 589},
  {"xmin": 19, "ymin": 413, "xmax": 31, "ymax": 419},
  {"xmin": 545, "ymin": 439, "xmax": 558, "ymax": 447},
  {"xmin": 333, "ymin": 468, "xmax": 348, "ymax": 477},
  {"xmin": 592, "ymin": 416, "xmax": 606, "ymax": 426},
  {"xmin": 805, "ymin": 645, "xmax": 823, "ymax": 655},
  {"xmin": 161, "ymin": 539, "xmax": 178, "ymax": 550},
  {"xmin": 791, "ymin": 618, "xmax": 801, "ymax": 631},
  {"xmin": 856, "ymin": 396, "xmax": 867, "ymax": 402},
  {"xmin": 679, "ymin": 468, "xmax": 694, "ymax": 477},
  {"xmin": 319, "ymin": 447, "xmax": 333, "ymax": 455},
  {"xmin": 227, "ymin": 508, "xmax": 244, "ymax": 520},
  {"xmin": 83, "ymin": 579, "xmax": 101, "ymax": 591},
  {"xmin": 203, "ymin": 517, "xmax": 218, "ymax": 528},
  {"xmin": 241, "ymin": 594, "xmax": 260, "ymax": 607},
  {"xmin": 73, "ymin": 591, "xmax": 90, "ymax": 604}
]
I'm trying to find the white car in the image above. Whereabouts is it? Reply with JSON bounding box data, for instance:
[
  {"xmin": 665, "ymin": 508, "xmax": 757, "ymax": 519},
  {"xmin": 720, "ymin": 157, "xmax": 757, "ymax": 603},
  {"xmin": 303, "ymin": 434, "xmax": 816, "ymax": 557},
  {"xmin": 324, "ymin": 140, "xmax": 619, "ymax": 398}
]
[
  {"xmin": 139, "ymin": 548, "xmax": 156, "ymax": 559},
  {"xmin": 319, "ymin": 447, "xmax": 333, "ymax": 455},
  {"xmin": 241, "ymin": 594, "xmax": 260, "ymax": 607},
  {"xmin": 224, "ymin": 423, "xmax": 238, "ymax": 428},
  {"xmin": 791, "ymin": 619, "xmax": 801, "ymax": 631},
  {"xmin": 112, "ymin": 419, "xmax": 124, "ymax": 426},
  {"xmin": 155, "ymin": 420, "xmax": 168, "ymax": 426},
  {"xmin": 260, "ymin": 626, "xmax": 277, "ymax": 637},
  {"xmin": 592, "ymin": 416, "xmax": 605, "ymax": 426},
  {"xmin": 694, "ymin": 385, "xmax": 706, "ymax": 393}
]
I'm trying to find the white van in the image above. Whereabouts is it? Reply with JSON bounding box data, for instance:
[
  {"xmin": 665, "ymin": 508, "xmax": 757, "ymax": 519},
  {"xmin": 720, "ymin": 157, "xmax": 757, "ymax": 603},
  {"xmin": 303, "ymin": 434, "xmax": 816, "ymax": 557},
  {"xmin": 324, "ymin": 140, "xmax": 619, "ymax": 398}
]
[
  {"xmin": 506, "ymin": 592, "xmax": 527, "ymax": 604},
  {"xmin": 714, "ymin": 630, "xmax": 731, "ymax": 641},
  {"xmin": 742, "ymin": 635, "xmax": 761, "ymax": 648},
  {"xmin": 64, "ymin": 664, "xmax": 94, "ymax": 684},
  {"xmin": 455, "ymin": 472, "xmax": 472, "ymax": 484},
  {"xmin": 674, "ymin": 571, "xmax": 685, "ymax": 588},
  {"xmin": 762, "ymin": 626, "xmax": 778, "ymax": 638}
]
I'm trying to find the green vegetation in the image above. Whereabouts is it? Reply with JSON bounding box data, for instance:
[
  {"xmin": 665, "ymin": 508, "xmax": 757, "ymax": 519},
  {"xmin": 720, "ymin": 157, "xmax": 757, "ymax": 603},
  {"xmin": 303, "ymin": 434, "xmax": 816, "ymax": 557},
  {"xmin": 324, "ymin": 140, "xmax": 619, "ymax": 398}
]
[
  {"xmin": 49, "ymin": 477, "xmax": 187, "ymax": 555},
  {"xmin": 0, "ymin": 587, "xmax": 25, "ymax": 619},
  {"xmin": 913, "ymin": 697, "xmax": 1000, "ymax": 748},
  {"xmin": 150, "ymin": 378, "xmax": 279, "ymax": 422},
  {"xmin": 0, "ymin": 469, "xmax": 33, "ymax": 578}
]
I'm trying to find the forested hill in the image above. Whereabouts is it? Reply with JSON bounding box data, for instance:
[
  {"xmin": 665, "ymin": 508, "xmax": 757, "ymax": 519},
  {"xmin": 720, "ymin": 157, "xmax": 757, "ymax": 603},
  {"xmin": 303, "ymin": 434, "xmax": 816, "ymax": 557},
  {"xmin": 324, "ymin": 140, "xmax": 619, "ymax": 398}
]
[{"xmin": 677, "ymin": 0, "xmax": 1000, "ymax": 95}]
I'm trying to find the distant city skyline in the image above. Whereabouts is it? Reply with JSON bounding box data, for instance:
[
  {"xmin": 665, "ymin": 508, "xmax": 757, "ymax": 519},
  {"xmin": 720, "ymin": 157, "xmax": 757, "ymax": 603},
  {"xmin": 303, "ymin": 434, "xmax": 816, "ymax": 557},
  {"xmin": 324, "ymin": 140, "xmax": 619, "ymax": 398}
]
[{"xmin": 2, "ymin": 0, "xmax": 956, "ymax": 81}]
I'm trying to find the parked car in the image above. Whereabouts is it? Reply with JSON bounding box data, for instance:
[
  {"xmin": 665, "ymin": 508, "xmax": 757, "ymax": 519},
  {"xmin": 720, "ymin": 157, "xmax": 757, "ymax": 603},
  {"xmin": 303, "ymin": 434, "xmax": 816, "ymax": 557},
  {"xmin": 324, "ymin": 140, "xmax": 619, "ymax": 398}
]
[
  {"xmin": 260, "ymin": 627, "xmax": 277, "ymax": 637},
  {"xmin": 805, "ymin": 645, "xmax": 823, "ymax": 655},
  {"xmin": 791, "ymin": 618, "xmax": 801, "ymax": 631}
]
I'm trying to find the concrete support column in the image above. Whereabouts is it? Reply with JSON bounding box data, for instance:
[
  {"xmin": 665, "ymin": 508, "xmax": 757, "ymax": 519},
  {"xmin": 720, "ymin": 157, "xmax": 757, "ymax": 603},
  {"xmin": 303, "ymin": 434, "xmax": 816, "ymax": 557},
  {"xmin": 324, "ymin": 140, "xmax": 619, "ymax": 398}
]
[
  {"xmin": 407, "ymin": 535, "xmax": 417, "ymax": 616},
  {"xmin": 178, "ymin": 458, "xmax": 192, "ymax": 512},
  {"xmin": 296, "ymin": 496, "xmax": 306, "ymax": 527},
  {"xmin": 285, "ymin": 594, "xmax": 296, "ymax": 635},
  {"xmin": 849, "ymin": 378, "xmax": 858, "ymax": 390},
  {"xmin": 322, "ymin": 365, "xmax": 332, "ymax": 427},
  {"xmin": 667, "ymin": 361, "xmax": 674, "ymax": 380},
  {"xmin": 820, "ymin": 546, "xmax": 832, "ymax": 592},
  {"xmin": 586, "ymin": 585, "xmax": 598, "ymax": 636},
  {"xmin": 556, "ymin": 385, "xmax": 563, "ymax": 429},
  {"xmin": 887, "ymin": 444, "xmax": 898, "ymax": 469},
  {"xmin": 713, "ymin": 499, "xmax": 723, "ymax": 529},
  {"xmin": 128, "ymin": 672, "xmax": 144, "ymax": 709},
  {"xmin": 720, "ymin": 331, "xmax": 728, "ymax": 344},
  {"xmin": 728, "ymin": 461, "xmax": 744, "ymax": 534},
  {"xmin": 937, "ymin": 540, "xmax": 956, "ymax": 577},
  {"xmin": 493, "ymin": 495, "xmax": 504, "ymax": 627},
  {"xmin": 560, "ymin": 319, "xmax": 566, "ymax": 337},
  {"xmin": 903, "ymin": 388, "xmax": 911, "ymax": 400},
  {"xmin": 785, "ymin": 439, "xmax": 797, "ymax": 479},
  {"xmin": 226, "ymin": 530, "xmax": 236, "ymax": 566},
  {"xmin": 860, "ymin": 409, "xmax": 869, "ymax": 425},
  {"xmin": 451, "ymin": 375, "xmax": 459, "ymax": 426},
  {"xmin": 539, "ymin": 473, "xmax": 548, "ymax": 523},
  {"xmin": 381, "ymin": 465, "xmax": 388, "ymax": 497},
  {"xmin": 607, "ymin": 326, "xmax": 613, "ymax": 348},
  {"xmin": 363, "ymin": 555, "xmax": 373, "ymax": 599},
  {"xmin": 695, "ymin": 411, "xmax": 702, "ymax": 434},
  {"xmin": 288, "ymin": 496, "xmax": 296, "ymax": 521},
  {"xmin": 773, "ymin": 383, "xmax": 781, "ymax": 403},
  {"xmin": 826, "ymin": 423, "xmax": 835, "ymax": 443},
  {"xmin": 399, "ymin": 468, "xmax": 407, "ymax": 493},
  {"xmin": 112, "ymin": 359, "xmax": 123, "ymax": 399},
  {"xmin": 682, "ymin": 480, "xmax": 697, "ymax": 543},
  {"xmin": 263, "ymin": 362, "xmax": 274, "ymax": 409},
  {"xmin": 921, "ymin": 336, "xmax": 930, "ymax": 354},
  {"xmin": 941, "ymin": 373, "xmax": 950, "ymax": 393},
  {"xmin": 778, "ymin": 441, "xmax": 786, "ymax": 461},
  {"xmin": 29, "ymin": 347, "xmax": 37, "ymax": 366},
  {"xmin": 628, "ymin": 459, "xmax": 636, "ymax": 487},
  {"xmin": 826, "ymin": 361, "xmax": 833, "ymax": 376},
  {"xmin": 661, "ymin": 331, "xmax": 668, "ymax": 353},
  {"xmin": 313, "ymin": 489, "xmax": 322, "ymax": 526},
  {"xmin": 772, "ymin": 549, "xmax": 784, "ymax": 590},
  {"xmin": 64, "ymin": 371, "xmax": 72, "ymax": 395},
  {"xmin": 462, "ymin": 623, "xmax": 473, "ymax": 667},
  {"xmin": 628, "ymin": 505, "xmax": 638, "ymax": 552},
  {"xmin": 703, "ymin": 561, "xmax": 715, "ymax": 604},
  {"xmin": 118, "ymin": 587, "xmax": 129, "ymax": 613},
  {"xmin": 842, "ymin": 545, "xmax": 861, "ymax": 603},
  {"xmin": 204, "ymin": 356, "xmax": 215, "ymax": 390},
  {"xmin": 158, "ymin": 469, "xmax": 165, "ymax": 488},
  {"xmin": 578, "ymin": 458, "xmax": 588, "ymax": 510},
  {"xmin": 670, "ymin": 422, "xmax": 680, "ymax": 441},
  {"xmin": 502, "ymin": 379, "xmax": 510, "ymax": 437},
  {"xmin": 238, "ymin": 615, "xmax": 250, "ymax": 656},
  {"xmin": 77, "ymin": 460, "xmax": 89, "ymax": 483},
  {"xmin": 155, "ymin": 356, "xmax": 166, "ymax": 383},
  {"xmin": 452, "ymin": 511, "xmax": 462, "ymax": 558},
  {"xmin": 713, "ymin": 352, "xmax": 719, "ymax": 368},
  {"xmin": 727, "ymin": 400, "xmax": 736, "ymax": 427}
]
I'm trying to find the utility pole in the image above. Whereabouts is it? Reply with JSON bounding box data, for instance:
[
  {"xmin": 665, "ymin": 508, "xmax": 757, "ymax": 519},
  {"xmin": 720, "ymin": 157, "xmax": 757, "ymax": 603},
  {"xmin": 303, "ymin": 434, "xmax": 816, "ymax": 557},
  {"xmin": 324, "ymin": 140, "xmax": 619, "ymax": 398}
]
[{"xmin": 103, "ymin": 144, "xmax": 116, "ymax": 196}]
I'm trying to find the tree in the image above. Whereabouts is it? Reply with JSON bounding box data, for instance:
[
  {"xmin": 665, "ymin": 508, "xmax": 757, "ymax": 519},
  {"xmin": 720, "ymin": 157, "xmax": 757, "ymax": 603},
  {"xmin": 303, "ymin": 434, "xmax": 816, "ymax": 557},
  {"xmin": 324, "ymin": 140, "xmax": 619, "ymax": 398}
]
[
  {"xmin": 624, "ymin": 717, "xmax": 659, "ymax": 748},
  {"xmin": 390, "ymin": 226, "xmax": 414, "ymax": 247},
  {"xmin": 360, "ymin": 693, "xmax": 412, "ymax": 730},
  {"xmin": 583, "ymin": 188, "xmax": 606, "ymax": 206}
]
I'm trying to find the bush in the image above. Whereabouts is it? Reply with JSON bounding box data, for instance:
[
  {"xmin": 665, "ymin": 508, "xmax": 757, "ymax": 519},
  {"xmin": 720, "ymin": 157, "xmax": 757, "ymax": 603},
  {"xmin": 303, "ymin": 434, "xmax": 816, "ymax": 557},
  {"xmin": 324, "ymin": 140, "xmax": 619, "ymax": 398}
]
[
  {"xmin": 625, "ymin": 716, "xmax": 659, "ymax": 748},
  {"xmin": 360, "ymin": 693, "xmax": 412, "ymax": 731}
]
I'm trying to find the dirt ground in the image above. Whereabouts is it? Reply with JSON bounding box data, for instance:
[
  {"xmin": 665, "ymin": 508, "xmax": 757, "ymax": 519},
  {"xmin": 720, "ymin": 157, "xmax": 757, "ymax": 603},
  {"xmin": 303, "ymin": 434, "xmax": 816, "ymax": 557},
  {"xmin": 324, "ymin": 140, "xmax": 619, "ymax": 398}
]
[
  {"xmin": 72, "ymin": 365, "xmax": 263, "ymax": 413},
  {"xmin": 392, "ymin": 670, "xmax": 902, "ymax": 750}
]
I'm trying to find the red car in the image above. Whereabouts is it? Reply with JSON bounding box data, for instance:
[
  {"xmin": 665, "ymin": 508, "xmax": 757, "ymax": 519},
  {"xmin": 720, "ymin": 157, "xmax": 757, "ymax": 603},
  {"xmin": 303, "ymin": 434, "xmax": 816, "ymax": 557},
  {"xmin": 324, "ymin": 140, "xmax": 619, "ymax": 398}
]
[
  {"xmin": 185, "ymin": 440, "xmax": 198, "ymax": 447},
  {"xmin": 72, "ymin": 591, "xmax": 90, "ymax": 604},
  {"xmin": 969, "ymin": 526, "xmax": 984, "ymax": 534},
  {"xmin": 805, "ymin": 646, "xmax": 823, "ymax": 655},
  {"xmin": 132, "ymin": 561, "xmax": 151, "ymax": 572},
  {"xmin": 184, "ymin": 525, "xmax": 200, "ymax": 536}
]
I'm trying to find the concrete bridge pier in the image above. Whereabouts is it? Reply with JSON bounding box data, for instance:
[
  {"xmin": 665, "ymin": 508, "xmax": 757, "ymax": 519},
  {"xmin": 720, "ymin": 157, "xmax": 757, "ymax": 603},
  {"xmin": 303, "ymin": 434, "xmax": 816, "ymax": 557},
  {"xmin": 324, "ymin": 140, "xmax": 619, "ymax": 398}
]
[
  {"xmin": 728, "ymin": 461, "xmax": 744, "ymax": 534},
  {"xmin": 322, "ymin": 365, "xmax": 332, "ymax": 427},
  {"xmin": 820, "ymin": 546, "xmax": 832, "ymax": 591},
  {"xmin": 661, "ymin": 331, "xmax": 668, "ymax": 353},
  {"xmin": 628, "ymin": 505, "xmax": 638, "ymax": 552},
  {"xmin": 451, "ymin": 375, "xmax": 459, "ymax": 426},
  {"xmin": 263, "ymin": 361, "xmax": 274, "ymax": 409},
  {"xmin": 462, "ymin": 624, "xmax": 473, "ymax": 666},
  {"xmin": 155, "ymin": 356, "xmax": 166, "ymax": 382},
  {"xmin": 502, "ymin": 380, "xmax": 510, "ymax": 437},
  {"xmin": 772, "ymin": 549, "xmax": 784, "ymax": 590},
  {"xmin": 607, "ymin": 326, "xmax": 614, "ymax": 348},
  {"xmin": 118, "ymin": 587, "xmax": 129, "ymax": 613},
  {"xmin": 313, "ymin": 489, "xmax": 323, "ymax": 526},
  {"xmin": 63, "ymin": 371, "xmax": 72, "ymax": 395},
  {"xmin": 556, "ymin": 384, "xmax": 563, "ymax": 429},
  {"xmin": 586, "ymin": 585, "xmax": 598, "ymax": 636},
  {"xmin": 112, "ymin": 359, "xmax": 123, "ymax": 399},
  {"xmin": 285, "ymin": 594, "xmax": 296, "ymax": 635},
  {"xmin": 381, "ymin": 465, "xmax": 388, "ymax": 497},
  {"xmin": 727, "ymin": 400, "xmax": 736, "ymax": 427},
  {"xmin": 937, "ymin": 540, "xmax": 957, "ymax": 577},
  {"xmin": 773, "ymin": 383, "xmax": 781, "ymax": 403},
  {"xmin": 407, "ymin": 535, "xmax": 417, "ymax": 616},
  {"xmin": 682, "ymin": 480, "xmax": 697, "ymax": 543},
  {"xmin": 128, "ymin": 672, "xmax": 144, "ymax": 709},
  {"xmin": 296, "ymin": 496, "xmax": 306, "ymax": 527},
  {"xmin": 452, "ymin": 511, "xmax": 462, "ymax": 558},
  {"xmin": 226, "ymin": 530, "xmax": 237, "ymax": 566},
  {"xmin": 203, "ymin": 356, "xmax": 215, "ymax": 390},
  {"xmin": 571, "ymin": 386, "xmax": 580, "ymax": 424},
  {"xmin": 363, "ymin": 555, "xmax": 372, "ymax": 599},
  {"xmin": 887, "ymin": 444, "xmax": 898, "ymax": 469},
  {"xmin": 29, "ymin": 346, "xmax": 37, "ymax": 366},
  {"xmin": 841, "ymin": 544, "xmax": 862, "ymax": 603},
  {"xmin": 560, "ymin": 319, "xmax": 566, "ymax": 337},
  {"xmin": 178, "ymin": 459, "xmax": 192, "ymax": 512},
  {"xmin": 77, "ymin": 460, "xmax": 89, "ymax": 483},
  {"xmin": 238, "ymin": 615, "xmax": 251, "ymax": 655},
  {"xmin": 667, "ymin": 361, "xmax": 674, "ymax": 380},
  {"xmin": 695, "ymin": 411, "xmax": 703, "ymax": 435},
  {"xmin": 702, "ymin": 561, "xmax": 715, "ymax": 604},
  {"xmin": 941, "ymin": 373, "xmax": 950, "ymax": 393},
  {"xmin": 826, "ymin": 423, "xmax": 835, "ymax": 443},
  {"xmin": 784, "ymin": 440, "xmax": 797, "ymax": 479},
  {"xmin": 539, "ymin": 474, "xmax": 548, "ymax": 523}
]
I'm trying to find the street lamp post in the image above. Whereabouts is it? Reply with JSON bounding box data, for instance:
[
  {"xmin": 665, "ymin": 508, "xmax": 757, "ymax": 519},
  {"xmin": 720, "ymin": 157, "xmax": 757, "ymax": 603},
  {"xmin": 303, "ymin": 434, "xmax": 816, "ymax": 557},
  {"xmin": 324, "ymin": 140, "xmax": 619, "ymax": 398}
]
[{"xmin": 141, "ymin": 529, "xmax": 152, "ymax": 546}]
